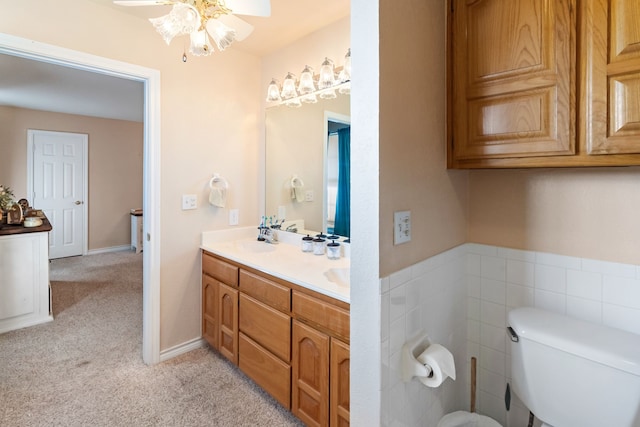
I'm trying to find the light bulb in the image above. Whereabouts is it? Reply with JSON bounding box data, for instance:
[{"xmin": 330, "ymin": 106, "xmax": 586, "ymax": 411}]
[
  {"xmin": 189, "ymin": 29, "xmax": 213, "ymax": 56},
  {"xmin": 318, "ymin": 57, "xmax": 336, "ymax": 89},
  {"xmin": 266, "ymin": 78, "xmax": 282, "ymax": 102},
  {"xmin": 206, "ymin": 19, "xmax": 237, "ymax": 51},
  {"xmin": 280, "ymin": 73, "xmax": 298, "ymax": 100},
  {"xmin": 297, "ymin": 65, "xmax": 316, "ymax": 95}
]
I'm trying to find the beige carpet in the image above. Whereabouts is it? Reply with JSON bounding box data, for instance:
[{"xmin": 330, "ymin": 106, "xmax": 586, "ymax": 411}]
[{"xmin": 0, "ymin": 251, "xmax": 304, "ymax": 427}]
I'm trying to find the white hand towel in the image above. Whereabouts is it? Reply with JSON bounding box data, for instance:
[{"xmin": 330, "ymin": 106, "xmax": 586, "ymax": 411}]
[
  {"xmin": 209, "ymin": 187, "xmax": 227, "ymax": 208},
  {"xmin": 291, "ymin": 177, "xmax": 304, "ymax": 203}
]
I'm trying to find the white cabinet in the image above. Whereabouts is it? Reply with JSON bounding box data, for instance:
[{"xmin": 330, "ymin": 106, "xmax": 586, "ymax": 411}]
[
  {"xmin": 0, "ymin": 231, "xmax": 52, "ymax": 333},
  {"xmin": 130, "ymin": 212, "xmax": 143, "ymax": 253}
]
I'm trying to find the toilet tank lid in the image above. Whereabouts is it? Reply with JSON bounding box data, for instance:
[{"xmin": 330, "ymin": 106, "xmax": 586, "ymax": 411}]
[{"xmin": 508, "ymin": 307, "xmax": 640, "ymax": 376}]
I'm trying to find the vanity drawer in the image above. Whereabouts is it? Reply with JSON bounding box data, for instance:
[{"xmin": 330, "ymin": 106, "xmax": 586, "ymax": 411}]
[
  {"xmin": 239, "ymin": 293, "xmax": 291, "ymax": 362},
  {"xmin": 203, "ymin": 252, "xmax": 238, "ymax": 286},
  {"xmin": 292, "ymin": 291, "xmax": 350, "ymax": 340},
  {"xmin": 239, "ymin": 332, "xmax": 291, "ymax": 410},
  {"xmin": 239, "ymin": 270, "xmax": 290, "ymax": 312}
]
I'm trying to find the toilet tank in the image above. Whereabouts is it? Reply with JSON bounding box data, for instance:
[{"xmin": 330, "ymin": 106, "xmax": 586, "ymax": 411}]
[{"xmin": 508, "ymin": 307, "xmax": 640, "ymax": 427}]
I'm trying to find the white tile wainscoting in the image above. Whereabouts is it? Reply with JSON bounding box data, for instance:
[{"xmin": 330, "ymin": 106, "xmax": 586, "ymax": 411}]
[{"xmin": 381, "ymin": 243, "xmax": 640, "ymax": 427}]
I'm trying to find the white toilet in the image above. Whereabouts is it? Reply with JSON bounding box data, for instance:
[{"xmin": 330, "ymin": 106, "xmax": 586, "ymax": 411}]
[
  {"xmin": 508, "ymin": 307, "xmax": 640, "ymax": 427},
  {"xmin": 437, "ymin": 410, "xmax": 502, "ymax": 427}
]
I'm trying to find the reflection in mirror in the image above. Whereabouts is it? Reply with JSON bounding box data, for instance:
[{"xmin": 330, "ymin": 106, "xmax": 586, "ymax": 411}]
[
  {"xmin": 325, "ymin": 116, "xmax": 350, "ymax": 238},
  {"xmin": 265, "ymin": 95, "xmax": 350, "ymax": 237}
]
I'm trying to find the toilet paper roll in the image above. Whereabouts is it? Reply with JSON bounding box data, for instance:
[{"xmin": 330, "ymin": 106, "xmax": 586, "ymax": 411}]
[{"xmin": 416, "ymin": 344, "xmax": 456, "ymax": 387}]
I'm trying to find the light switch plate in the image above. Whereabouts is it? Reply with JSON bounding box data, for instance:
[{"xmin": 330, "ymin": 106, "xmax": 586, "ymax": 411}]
[
  {"xmin": 229, "ymin": 209, "xmax": 239, "ymax": 226},
  {"xmin": 182, "ymin": 194, "xmax": 197, "ymax": 210},
  {"xmin": 394, "ymin": 210, "xmax": 411, "ymax": 245}
]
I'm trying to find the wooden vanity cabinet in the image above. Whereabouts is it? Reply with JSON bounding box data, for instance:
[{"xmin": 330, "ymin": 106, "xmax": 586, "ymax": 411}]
[
  {"xmin": 201, "ymin": 250, "xmax": 350, "ymax": 426},
  {"xmin": 447, "ymin": 0, "xmax": 640, "ymax": 168}
]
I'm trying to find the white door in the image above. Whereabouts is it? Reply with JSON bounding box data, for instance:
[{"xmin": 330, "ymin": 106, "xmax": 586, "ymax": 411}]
[{"xmin": 28, "ymin": 130, "xmax": 88, "ymax": 259}]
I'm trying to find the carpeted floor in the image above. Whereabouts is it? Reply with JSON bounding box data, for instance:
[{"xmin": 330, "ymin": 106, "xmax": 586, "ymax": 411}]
[{"xmin": 0, "ymin": 251, "xmax": 304, "ymax": 427}]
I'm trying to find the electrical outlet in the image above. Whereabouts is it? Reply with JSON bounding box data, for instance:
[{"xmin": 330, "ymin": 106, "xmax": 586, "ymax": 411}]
[
  {"xmin": 182, "ymin": 194, "xmax": 197, "ymax": 210},
  {"xmin": 229, "ymin": 208, "xmax": 239, "ymax": 226},
  {"xmin": 304, "ymin": 190, "xmax": 314, "ymax": 202},
  {"xmin": 394, "ymin": 210, "xmax": 411, "ymax": 245}
]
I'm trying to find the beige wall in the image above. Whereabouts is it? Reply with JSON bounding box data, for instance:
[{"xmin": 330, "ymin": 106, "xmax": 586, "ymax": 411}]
[
  {"xmin": 468, "ymin": 167, "xmax": 640, "ymax": 265},
  {"xmin": 1, "ymin": 0, "xmax": 261, "ymax": 350},
  {"xmin": 378, "ymin": 0, "xmax": 468, "ymax": 277},
  {"xmin": 0, "ymin": 106, "xmax": 143, "ymax": 251}
]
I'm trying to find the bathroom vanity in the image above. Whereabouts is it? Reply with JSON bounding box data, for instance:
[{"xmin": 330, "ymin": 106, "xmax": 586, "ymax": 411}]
[
  {"xmin": 201, "ymin": 228, "xmax": 350, "ymax": 427},
  {"xmin": 0, "ymin": 216, "xmax": 53, "ymax": 334}
]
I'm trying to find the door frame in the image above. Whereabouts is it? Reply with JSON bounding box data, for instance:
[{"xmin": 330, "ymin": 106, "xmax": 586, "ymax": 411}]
[
  {"xmin": 27, "ymin": 130, "xmax": 89, "ymax": 258},
  {"xmin": 0, "ymin": 34, "xmax": 162, "ymax": 365}
]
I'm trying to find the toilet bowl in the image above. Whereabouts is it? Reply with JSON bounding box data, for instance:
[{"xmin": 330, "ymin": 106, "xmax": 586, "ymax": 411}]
[{"xmin": 437, "ymin": 411, "xmax": 502, "ymax": 427}]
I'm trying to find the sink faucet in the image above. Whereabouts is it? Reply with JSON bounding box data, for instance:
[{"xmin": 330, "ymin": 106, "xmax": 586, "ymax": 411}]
[{"xmin": 285, "ymin": 223, "xmax": 297, "ymax": 233}]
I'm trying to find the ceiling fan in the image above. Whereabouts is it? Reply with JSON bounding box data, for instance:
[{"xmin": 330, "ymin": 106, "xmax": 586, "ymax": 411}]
[{"xmin": 114, "ymin": 0, "xmax": 271, "ymax": 56}]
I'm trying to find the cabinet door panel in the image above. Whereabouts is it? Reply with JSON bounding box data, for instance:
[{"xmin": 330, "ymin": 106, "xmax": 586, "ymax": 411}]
[
  {"xmin": 330, "ymin": 339, "xmax": 350, "ymax": 427},
  {"xmin": 292, "ymin": 320, "xmax": 329, "ymax": 427},
  {"xmin": 584, "ymin": 0, "xmax": 640, "ymax": 154},
  {"xmin": 218, "ymin": 283, "xmax": 238, "ymax": 365},
  {"xmin": 202, "ymin": 274, "xmax": 219, "ymax": 349},
  {"xmin": 452, "ymin": 0, "xmax": 574, "ymax": 161}
]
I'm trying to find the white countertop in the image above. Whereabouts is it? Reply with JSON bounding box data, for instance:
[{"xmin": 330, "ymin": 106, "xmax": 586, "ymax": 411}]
[{"xmin": 201, "ymin": 227, "xmax": 350, "ymax": 303}]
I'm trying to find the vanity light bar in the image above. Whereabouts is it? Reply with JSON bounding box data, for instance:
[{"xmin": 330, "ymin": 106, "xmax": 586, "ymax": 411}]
[{"xmin": 266, "ymin": 49, "xmax": 351, "ymax": 107}]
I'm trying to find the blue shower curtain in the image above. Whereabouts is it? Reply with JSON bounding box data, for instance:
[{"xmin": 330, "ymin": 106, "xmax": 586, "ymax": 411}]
[{"xmin": 333, "ymin": 126, "xmax": 350, "ymax": 238}]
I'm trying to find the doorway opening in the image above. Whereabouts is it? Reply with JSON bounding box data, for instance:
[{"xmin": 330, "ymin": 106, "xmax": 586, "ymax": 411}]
[{"xmin": 0, "ymin": 34, "xmax": 161, "ymax": 364}]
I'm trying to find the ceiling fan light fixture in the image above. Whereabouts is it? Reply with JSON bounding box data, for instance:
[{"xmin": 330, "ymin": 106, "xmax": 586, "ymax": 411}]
[
  {"xmin": 206, "ymin": 19, "xmax": 237, "ymax": 51},
  {"xmin": 189, "ymin": 29, "xmax": 213, "ymax": 56},
  {"xmin": 149, "ymin": 3, "xmax": 200, "ymax": 45}
]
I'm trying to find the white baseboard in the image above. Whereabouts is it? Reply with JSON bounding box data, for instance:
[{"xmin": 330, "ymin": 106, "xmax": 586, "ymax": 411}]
[
  {"xmin": 87, "ymin": 245, "xmax": 133, "ymax": 255},
  {"xmin": 160, "ymin": 337, "xmax": 206, "ymax": 362}
]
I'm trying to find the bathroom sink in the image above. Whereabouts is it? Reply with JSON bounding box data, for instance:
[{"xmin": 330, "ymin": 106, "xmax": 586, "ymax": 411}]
[
  {"xmin": 238, "ymin": 241, "xmax": 277, "ymax": 253},
  {"xmin": 324, "ymin": 268, "xmax": 350, "ymax": 287}
]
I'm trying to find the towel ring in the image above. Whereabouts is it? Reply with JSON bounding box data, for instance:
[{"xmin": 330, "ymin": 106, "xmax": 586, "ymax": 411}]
[{"xmin": 209, "ymin": 174, "xmax": 229, "ymax": 189}]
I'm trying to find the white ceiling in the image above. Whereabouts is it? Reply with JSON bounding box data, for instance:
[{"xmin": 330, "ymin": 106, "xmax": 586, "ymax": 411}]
[{"xmin": 0, "ymin": 0, "xmax": 350, "ymax": 122}]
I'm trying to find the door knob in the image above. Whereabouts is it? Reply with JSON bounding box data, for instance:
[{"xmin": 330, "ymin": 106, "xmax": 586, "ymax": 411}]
[{"xmin": 74, "ymin": 200, "xmax": 83, "ymax": 205}]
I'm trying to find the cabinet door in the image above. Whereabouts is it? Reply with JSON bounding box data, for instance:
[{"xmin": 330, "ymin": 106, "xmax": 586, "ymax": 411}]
[
  {"xmin": 330, "ymin": 339, "xmax": 350, "ymax": 427},
  {"xmin": 202, "ymin": 274, "xmax": 219, "ymax": 349},
  {"xmin": 451, "ymin": 0, "xmax": 574, "ymax": 162},
  {"xmin": 292, "ymin": 320, "xmax": 329, "ymax": 427},
  {"xmin": 583, "ymin": 0, "xmax": 640, "ymax": 154},
  {"xmin": 218, "ymin": 283, "xmax": 238, "ymax": 365}
]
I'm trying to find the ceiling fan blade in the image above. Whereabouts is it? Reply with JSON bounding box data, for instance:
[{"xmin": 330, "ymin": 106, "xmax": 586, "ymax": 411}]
[
  {"xmin": 113, "ymin": 0, "xmax": 176, "ymax": 6},
  {"xmin": 218, "ymin": 14, "xmax": 254, "ymax": 41},
  {"xmin": 225, "ymin": 0, "xmax": 270, "ymax": 17}
]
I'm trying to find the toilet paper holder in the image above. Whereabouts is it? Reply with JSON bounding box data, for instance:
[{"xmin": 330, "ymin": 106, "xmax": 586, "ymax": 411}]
[
  {"xmin": 401, "ymin": 331, "xmax": 434, "ymax": 382},
  {"xmin": 401, "ymin": 331, "xmax": 456, "ymax": 387}
]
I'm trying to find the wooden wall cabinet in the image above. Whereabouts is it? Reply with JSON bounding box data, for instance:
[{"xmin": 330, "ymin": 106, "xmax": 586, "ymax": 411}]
[
  {"xmin": 202, "ymin": 250, "xmax": 350, "ymax": 426},
  {"xmin": 448, "ymin": 0, "xmax": 640, "ymax": 168}
]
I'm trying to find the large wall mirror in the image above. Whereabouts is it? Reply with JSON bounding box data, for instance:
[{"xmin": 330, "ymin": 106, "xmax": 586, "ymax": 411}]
[{"xmin": 265, "ymin": 94, "xmax": 350, "ymax": 238}]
